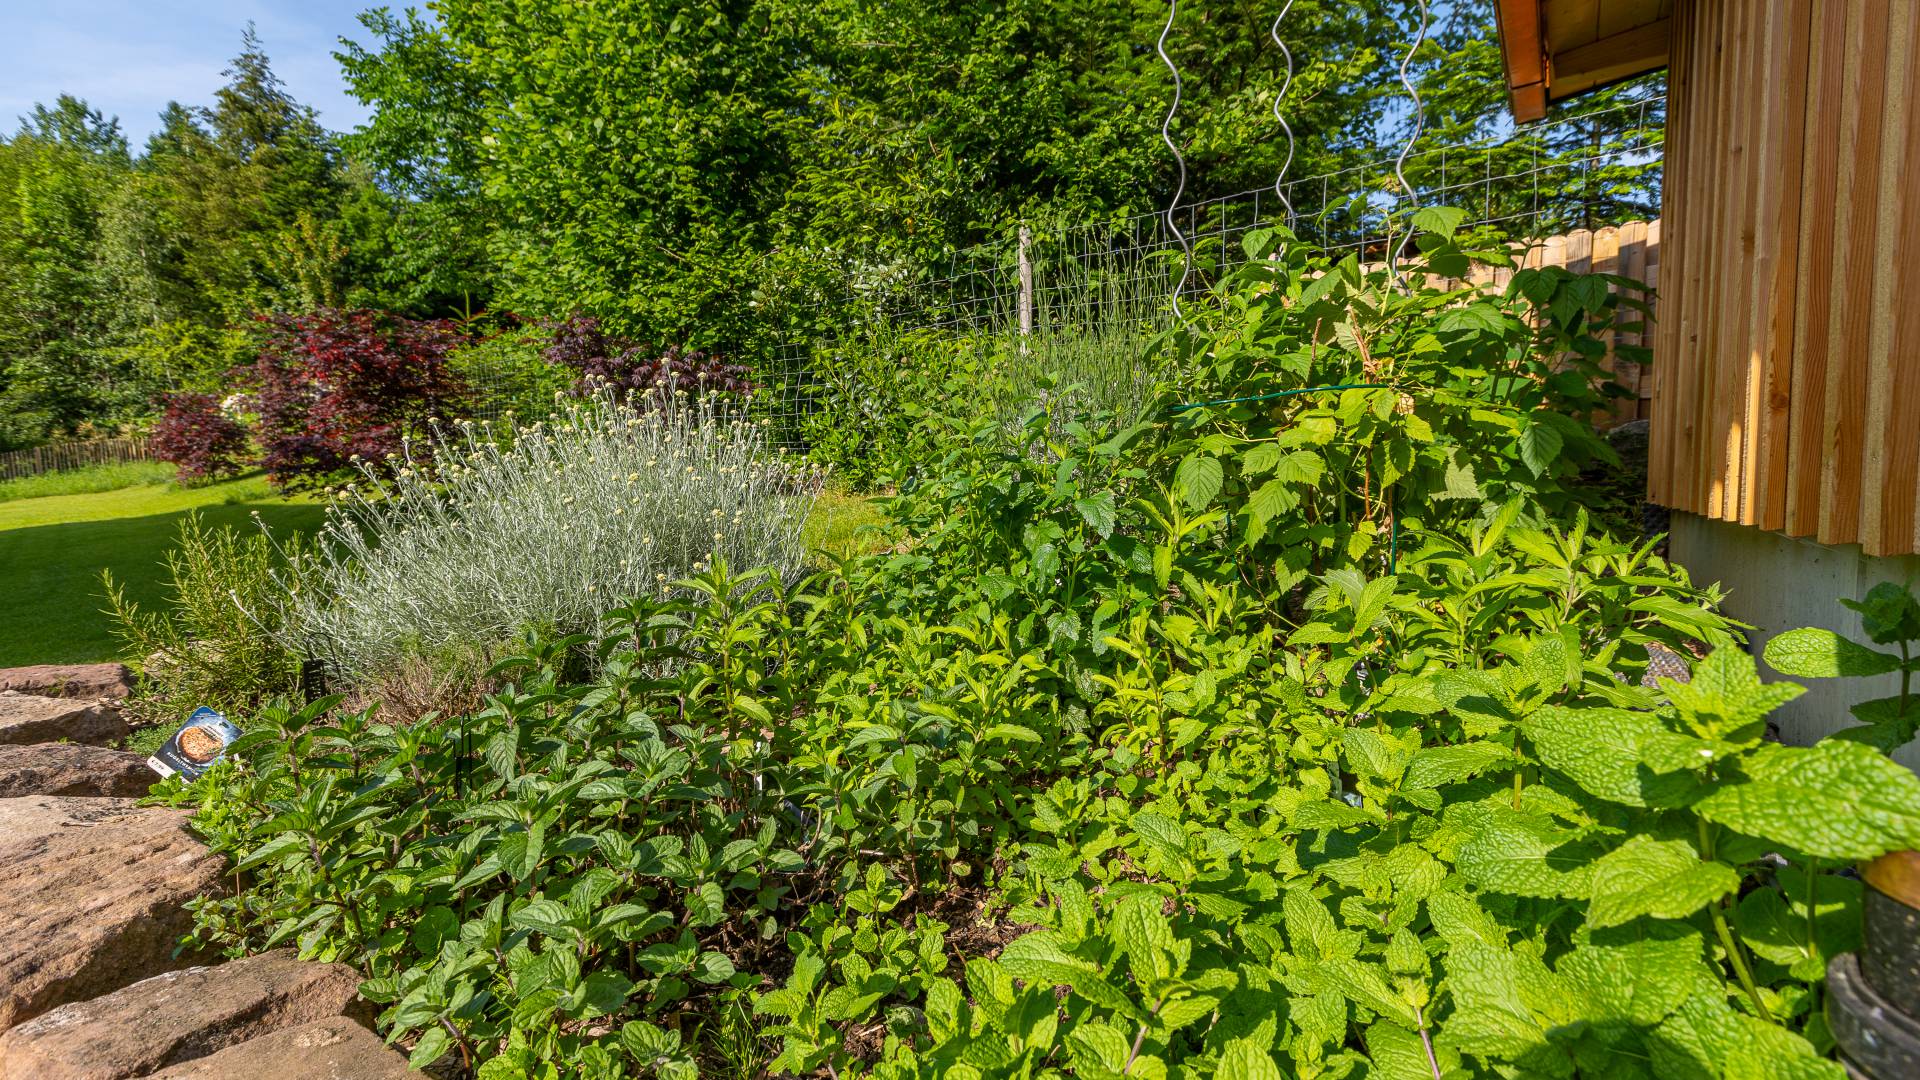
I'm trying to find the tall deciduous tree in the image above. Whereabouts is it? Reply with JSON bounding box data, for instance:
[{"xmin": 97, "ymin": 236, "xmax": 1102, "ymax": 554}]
[{"xmin": 0, "ymin": 97, "xmax": 135, "ymax": 447}]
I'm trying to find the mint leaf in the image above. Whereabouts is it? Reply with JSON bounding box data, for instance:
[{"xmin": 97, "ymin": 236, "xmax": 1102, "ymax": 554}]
[
  {"xmin": 1663, "ymin": 648, "xmax": 1804, "ymax": 744},
  {"xmin": 1524, "ymin": 706, "xmax": 1696, "ymax": 808},
  {"xmin": 1405, "ymin": 742, "xmax": 1512, "ymax": 790},
  {"xmin": 1437, "ymin": 942, "xmax": 1560, "ymax": 1062},
  {"xmin": 1693, "ymin": 740, "xmax": 1920, "ymax": 859},
  {"xmin": 1558, "ymin": 931, "xmax": 1706, "ymax": 1026},
  {"xmin": 1217, "ymin": 1037, "xmax": 1287, "ymax": 1080},
  {"xmin": 1651, "ymin": 989, "xmax": 1846, "ymax": 1080},
  {"xmin": 1735, "ymin": 869, "xmax": 1862, "ymax": 981},
  {"xmin": 1454, "ymin": 806, "xmax": 1597, "ymax": 898},
  {"xmin": 1763, "ymin": 627, "xmax": 1900, "ymax": 679},
  {"xmin": 1585, "ymin": 836, "xmax": 1739, "ymax": 928}
]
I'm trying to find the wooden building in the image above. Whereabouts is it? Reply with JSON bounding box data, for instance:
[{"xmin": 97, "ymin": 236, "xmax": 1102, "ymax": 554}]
[{"xmin": 1496, "ymin": 0, "xmax": 1920, "ymax": 762}]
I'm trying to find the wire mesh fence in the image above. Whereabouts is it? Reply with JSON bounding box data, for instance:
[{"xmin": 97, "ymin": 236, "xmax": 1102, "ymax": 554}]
[{"xmin": 752, "ymin": 93, "xmax": 1665, "ymax": 444}]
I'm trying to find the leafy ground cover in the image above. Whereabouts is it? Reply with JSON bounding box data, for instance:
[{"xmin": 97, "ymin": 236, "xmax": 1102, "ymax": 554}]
[
  {"xmin": 0, "ymin": 474, "xmax": 321, "ymax": 665},
  {"xmin": 149, "ymin": 218, "xmax": 1920, "ymax": 1080}
]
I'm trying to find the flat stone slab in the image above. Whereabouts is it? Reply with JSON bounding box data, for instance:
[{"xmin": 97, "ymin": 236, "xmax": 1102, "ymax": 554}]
[
  {"xmin": 0, "ymin": 692, "xmax": 128, "ymax": 747},
  {"xmin": 135, "ymin": 1017, "xmax": 426, "ymax": 1079},
  {"xmin": 0, "ymin": 664, "xmax": 134, "ymax": 701},
  {"xmin": 0, "ymin": 743, "xmax": 154, "ymax": 798},
  {"xmin": 0, "ymin": 797, "xmax": 223, "ymax": 1031},
  {"xmin": 0, "ymin": 950, "xmax": 370, "ymax": 1080}
]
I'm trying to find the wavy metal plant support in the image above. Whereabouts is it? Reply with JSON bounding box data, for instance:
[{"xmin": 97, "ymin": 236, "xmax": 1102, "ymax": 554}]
[
  {"xmin": 1390, "ymin": 0, "xmax": 1430, "ymax": 281},
  {"xmin": 1269, "ymin": 0, "xmax": 1298, "ymax": 229},
  {"xmin": 1158, "ymin": 0, "xmax": 1193, "ymax": 326}
]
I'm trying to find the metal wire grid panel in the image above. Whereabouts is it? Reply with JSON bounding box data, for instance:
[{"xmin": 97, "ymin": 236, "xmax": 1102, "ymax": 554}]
[{"xmin": 752, "ymin": 94, "xmax": 1665, "ymax": 443}]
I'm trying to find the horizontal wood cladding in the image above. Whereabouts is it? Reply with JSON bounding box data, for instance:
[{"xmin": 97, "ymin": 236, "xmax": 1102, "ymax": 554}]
[{"xmin": 1651, "ymin": 0, "xmax": 1920, "ymax": 556}]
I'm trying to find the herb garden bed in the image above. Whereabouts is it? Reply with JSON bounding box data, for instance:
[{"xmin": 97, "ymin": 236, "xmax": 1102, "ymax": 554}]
[{"xmin": 120, "ymin": 219, "xmax": 1920, "ymax": 1079}]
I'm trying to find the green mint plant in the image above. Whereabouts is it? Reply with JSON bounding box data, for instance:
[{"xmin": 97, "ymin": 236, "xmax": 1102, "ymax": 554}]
[{"xmin": 1764, "ymin": 580, "xmax": 1920, "ymax": 751}]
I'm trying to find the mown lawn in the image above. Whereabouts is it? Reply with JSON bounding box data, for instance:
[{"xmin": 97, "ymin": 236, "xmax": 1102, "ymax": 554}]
[
  {"xmin": 0, "ymin": 474, "xmax": 322, "ymax": 666},
  {"xmin": 0, "ymin": 474, "xmax": 884, "ymax": 668}
]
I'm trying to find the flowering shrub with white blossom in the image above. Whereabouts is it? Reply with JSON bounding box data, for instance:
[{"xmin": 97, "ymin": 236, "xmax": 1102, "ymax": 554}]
[{"xmin": 275, "ymin": 384, "xmax": 819, "ymax": 685}]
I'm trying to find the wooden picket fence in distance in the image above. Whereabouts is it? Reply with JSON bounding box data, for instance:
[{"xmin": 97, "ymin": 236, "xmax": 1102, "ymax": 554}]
[
  {"xmin": 1391, "ymin": 220, "xmax": 1662, "ymax": 428},
  {"xmin": 0, "ymin": 437, "xmax": 153, "ymax": 482}
]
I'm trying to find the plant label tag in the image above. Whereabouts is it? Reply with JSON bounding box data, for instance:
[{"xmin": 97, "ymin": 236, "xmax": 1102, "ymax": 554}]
[{"xmin": 146, "ymin": 707, "xmax": 241, "ymax": 780}]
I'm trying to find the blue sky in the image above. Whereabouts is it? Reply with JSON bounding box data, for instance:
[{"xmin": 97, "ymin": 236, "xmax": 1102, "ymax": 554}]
[{"xmin": 3, "ymin": 0, "xmax": 379, "ymax": 145}]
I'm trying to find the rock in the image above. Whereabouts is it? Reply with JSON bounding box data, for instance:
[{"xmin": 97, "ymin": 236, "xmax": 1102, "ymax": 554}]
[
  {"xmin": 0, "ymin": 692, "xmax": 129, "ymax": 747},
  {"xmin": 0, "ymin": 744, "xmax": 153, "ymax": 798},
  {"xmin": 135, "ymin": 1017, "xmax": 426, "ymax": 1079},
  {"xmin": 1604, "ymin": 418, "xmax": 1652, "ymax": 460},
  {"xmin": 0, "ymin": 950, "xmax": 371, "ymax": 1080},
  {"xmin": 0, "ymin": 797, "xmax": 223, "ymax": 1031},
  {"xmin": 0, "ymin": 664, "xmax": 134, "ymax": 701}
]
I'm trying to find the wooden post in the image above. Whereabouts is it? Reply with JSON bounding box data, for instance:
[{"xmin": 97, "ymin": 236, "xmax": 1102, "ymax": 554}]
[{"xmin": 1017, "ymin": 223, "xmax": 1034, "ymax": 345}]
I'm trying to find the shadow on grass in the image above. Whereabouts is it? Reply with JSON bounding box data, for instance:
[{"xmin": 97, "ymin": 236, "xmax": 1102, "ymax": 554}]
[{"xmin": 0, "ymin": 502, "xmax": 324, "ymax": 666}]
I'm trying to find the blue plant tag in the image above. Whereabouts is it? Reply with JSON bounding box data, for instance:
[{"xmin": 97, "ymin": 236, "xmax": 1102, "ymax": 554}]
[{"xmin": 146, "ymin": 707, "xmax": 242, "ymax": 780}]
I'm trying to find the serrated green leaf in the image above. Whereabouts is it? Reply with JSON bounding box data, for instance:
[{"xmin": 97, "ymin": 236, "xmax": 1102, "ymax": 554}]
[
  {"xmin": 1651, "ymin": 989, "xmax": 1846, "ymax": 1080},
  {"xmin": 1243, "ymin": 442, "xmax": 1285, "ymax": 476},
  {"xmin": 1217, "ymin": 1037, "xmax": 1287, "ymax": 1080},
  {"xmin": 1558, "ymin": 931, "xmax": 1705, "ymax": 1026},
  {"xmin": 1413, "ymin": 205, "xmax": 1470, "ymax": 238},
  {"xmin": 1174, "ymin": 455, "xmax": 1223, "ymax": 511},
  {"xmin": 1763, "ymin": 627, "xmax": 1901, "ymax": 679},
  {"xmin": 1436, "ymin": 942, "xmax": 1555, "ymax": 1062},
  {"xmin": 1734, "ymin": 869, "xmax": 1861, "ymax": 980},
  {"xmin": 1663, "ymin": 648, "xmax": 1804, "ymax": 744},
  {"xmin": 1523, "ymin": 705, "xmax": 1696, "ymax": 808},
  {"xmin": 1518, "ymin": 419, "xmax": 1562, "ymax": 477},
  {"xmin": 1585, "ymin": 836, "xmax": 1739, "ymax": 928},
  {"xmin": 1074, "ymin": 492, "xmax": 1118, "ymax": 538},
  {"xmin": 1454, "ymin": 807, "xmax": 1596, "ymax": 898},
  {"xmin": 1693, "ymin": 740, "xmax": 1920, "ymax": 859},
  {"xmin": 1405, "ymin": 742, "xmax": 1512, "ymax": 789}
]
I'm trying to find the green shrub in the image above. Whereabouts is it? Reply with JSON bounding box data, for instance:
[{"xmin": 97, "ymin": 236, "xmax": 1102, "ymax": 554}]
[
  {"xmin": 446, "ymin": 325, "xmax": 571, "ymax": 423},
  {"xmin": 106, "ymin": 511, "xmax": 306, "ymax": 732}
]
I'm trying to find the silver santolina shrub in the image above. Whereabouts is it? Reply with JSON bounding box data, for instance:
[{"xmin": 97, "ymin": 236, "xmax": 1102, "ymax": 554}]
[{"xmin": 276, "ymin": 386, "xmax": 819, "ymax": 686}]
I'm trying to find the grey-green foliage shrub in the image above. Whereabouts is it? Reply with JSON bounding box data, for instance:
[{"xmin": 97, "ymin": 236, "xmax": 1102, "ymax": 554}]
[{"xmin": 273, "ymin": 386, "xmax": 819, "ymax": 686}]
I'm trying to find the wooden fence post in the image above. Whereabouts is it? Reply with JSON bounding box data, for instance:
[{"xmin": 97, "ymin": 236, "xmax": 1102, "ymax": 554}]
[{"xmin": 1017, "ymin": 223, "xmax": 1034, "ymax": 347}]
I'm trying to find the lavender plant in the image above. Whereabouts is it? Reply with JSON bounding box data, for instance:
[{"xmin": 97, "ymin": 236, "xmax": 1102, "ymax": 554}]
[{"xmin": 275, "ymin": 385, "xmax": 819, "ymax": 686}]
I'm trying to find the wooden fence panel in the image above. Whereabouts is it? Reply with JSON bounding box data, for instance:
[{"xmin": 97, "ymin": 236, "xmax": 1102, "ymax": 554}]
[
  {"xmin": 1654, "ymin": 0, "xmax": 1920, "ymax": 557},
  {"xmin": 1370, "ymin": 221, "xmax": 1663, "ymax": 426},
  {"xmin": 0, "ymin": 438, "xmax": 154, "ymax": 483}
]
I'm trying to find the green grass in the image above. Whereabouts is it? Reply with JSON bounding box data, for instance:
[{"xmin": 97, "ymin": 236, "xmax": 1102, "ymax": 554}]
[
  {"xmin": 0, "ymin": 473, "xmax": 322, "ymax": 666},
  {"xmin": 0, "ymin": 460, "xmax": 176, "ymax": 503},
  {"xmin": 803, "ymin": 487, "xmax": 889, "ymax": 563}
]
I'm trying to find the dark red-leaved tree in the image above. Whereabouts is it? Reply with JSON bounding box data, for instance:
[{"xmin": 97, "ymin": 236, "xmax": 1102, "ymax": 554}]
[
  {"xmin": 542, "ymin": 314, "xmax": 753, "ymax": 398},
  {"xmin": 250, "ymin": 309, "xmax": 468, "ymax": 487},
  {"xmin": 150, "ymin": 392, "xmax": 252, "ymax": 484}
]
